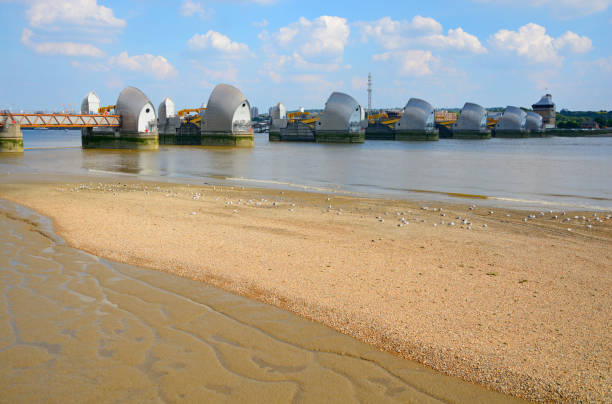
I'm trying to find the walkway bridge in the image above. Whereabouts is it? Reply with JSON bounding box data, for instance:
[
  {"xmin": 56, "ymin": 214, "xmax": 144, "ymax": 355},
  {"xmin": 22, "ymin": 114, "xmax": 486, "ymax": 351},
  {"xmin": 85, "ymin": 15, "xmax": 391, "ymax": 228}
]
[{"xmin": 0, "ymin": 112, "xmax": 120, "ymax": 128}]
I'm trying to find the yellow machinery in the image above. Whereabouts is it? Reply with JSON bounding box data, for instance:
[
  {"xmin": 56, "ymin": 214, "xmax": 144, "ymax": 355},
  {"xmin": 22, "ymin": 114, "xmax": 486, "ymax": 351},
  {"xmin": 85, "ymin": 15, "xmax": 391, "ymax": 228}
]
[
  {"xmin": 177, "ymin": 108, "xmax": 206, "ymax": 118},
  {"xmin": 301, "ymin": 116, "xmax": 319, "ymax": 128},
  {"xmin": 186, "ymin": 115, "xmax": 202, "ymax": 125},
  {"xmin": 487, "ymin": 117, "xmax": 499, "ymax": 129},
  {"xmin": 380, "ymin": 118, "xmax": 399, "ymax": 129},
  {"xmin": 437, "ymin": 119, "xmax": 457, "ymax": 127},
  {"xmin": 177, "ymin": 107, "xmax": 206, "ymax": 128},
  {"xmin": 368, "ymin": 112, "xmax": 388, "ymax": 123},
  {"xmin": 287, "ymin": 111, "xmax": 311, "ymax": 122},
  {"xmin": 98, "ymin": 105, "xmax": 115, "ymax": 114}
]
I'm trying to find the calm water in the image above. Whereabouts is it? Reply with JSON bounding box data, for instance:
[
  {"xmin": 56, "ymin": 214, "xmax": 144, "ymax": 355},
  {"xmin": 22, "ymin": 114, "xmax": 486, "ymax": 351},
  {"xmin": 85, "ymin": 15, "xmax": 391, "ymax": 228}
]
[{"xmin": 3, "ymin": 129, "xmax": 612, "ymax": 210}]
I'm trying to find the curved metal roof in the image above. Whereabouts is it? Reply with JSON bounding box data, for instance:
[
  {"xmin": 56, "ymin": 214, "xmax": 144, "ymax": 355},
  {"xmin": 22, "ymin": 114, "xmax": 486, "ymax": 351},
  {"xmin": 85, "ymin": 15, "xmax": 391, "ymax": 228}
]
[
  {"xmin": 158, "ymin": 97, "xmax": 175, "ymax": 121},
  {"xmin": 81, "ymin": 91, "xmax": 100, "ymax": 114},
  {"xmin": 532, "ymin": 94, "xmax": 554, "ymax": 108},
  {"xmin": 202, "ymin": 84, "xmax": 251, "ymax": 134},
  {"xmin": 395, "ymin": 98, "xmax": 435, "ymax": 131},
  {"xmin": 525, "ymin": 111, "xmax": 543, "ymax": 131},
  {"xmin": 496, "ymin": 106, "xmax": 527, "ymax": 131},
  {"xmin": 316, "ymin": 92, "xmax": 363, "ymax": 132},
  {"xmin": 455, "ymin": 102, "xmax": 487, "ymax": 131},
  {"xmin": 116, "ymin": 86, "xmax": 156, "ymax": 132}
]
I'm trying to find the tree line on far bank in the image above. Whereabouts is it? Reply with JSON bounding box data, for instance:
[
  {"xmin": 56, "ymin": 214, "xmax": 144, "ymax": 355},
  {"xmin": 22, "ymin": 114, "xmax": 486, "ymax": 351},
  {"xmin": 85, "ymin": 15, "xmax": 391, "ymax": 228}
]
[{"xmin": 556, "ymin": 110, "xmax": 611, "ymax": 129}]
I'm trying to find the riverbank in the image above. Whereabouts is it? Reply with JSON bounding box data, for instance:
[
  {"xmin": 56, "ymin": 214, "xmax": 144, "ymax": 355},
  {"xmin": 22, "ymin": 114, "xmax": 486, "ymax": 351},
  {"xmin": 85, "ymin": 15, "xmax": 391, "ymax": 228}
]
[
  {"xmin": 1, "ymin": 200, "xmax": 525, "ymax": 403},
  {"xmin": 1, "ymin": 179, "xmax": 610, "ymax": 402}
]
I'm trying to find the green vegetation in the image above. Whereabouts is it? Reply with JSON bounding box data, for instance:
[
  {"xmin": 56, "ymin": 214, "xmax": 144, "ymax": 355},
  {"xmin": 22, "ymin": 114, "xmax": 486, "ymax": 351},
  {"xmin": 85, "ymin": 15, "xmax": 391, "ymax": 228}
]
[{"xmin": 556, "ymin": 110, "xmax": 612, "ymax": 129}]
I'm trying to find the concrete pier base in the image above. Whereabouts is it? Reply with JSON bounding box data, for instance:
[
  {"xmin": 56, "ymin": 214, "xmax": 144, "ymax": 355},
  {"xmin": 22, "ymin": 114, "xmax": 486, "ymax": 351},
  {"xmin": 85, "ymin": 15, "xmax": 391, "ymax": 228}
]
[
  {"xmin": 268, "ymin": 131, "xmax": 281, "ymax": 141},
  {"xmin": 201, "ymin": 132, "xmax": 254, "ymax": 147},
  {"xmin": 452, "ymin": 130, "xmax": 492, "ymax": 140},
  {"xmin": 159, "ymin": 133, "xmax": 202, "ymax": 145},
  {"xmin": 315, "ymin": 131, "xmax": 365, "ymax": 143},
  {"xmin": 365, "ymin": 123, "xmax": 394, "ymax": 140},
  {"xmin": 494, "ymin": 130, "xmax": 529, "ymax": 138},
  {"xmin": 0, "ymin": 122, "xmax": 24, "ymax": 153},
  {"xmin": 82, "ymin": 129, "xmax": 159, "ymax": 150},
  {"xmin": 395, "ymin": 130, "xmax": 439, "ymax": 141},
  {"xmin": 275, "ymin": 122, "xmax": 316, "ymax": 142}
]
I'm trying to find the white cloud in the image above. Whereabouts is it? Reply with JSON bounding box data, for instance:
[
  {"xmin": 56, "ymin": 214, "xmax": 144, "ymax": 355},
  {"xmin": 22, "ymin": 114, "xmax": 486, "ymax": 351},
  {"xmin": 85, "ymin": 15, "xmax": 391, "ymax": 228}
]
[
  {"xmin": 275, "ymin": 16, "xmax": 350, "ymax": 62},
  {"xmin": 26, "ymin": 0, "xmax": 125, "ymax": 28},
  {"xmin": 357, "ymin": 16, "xmax": 440, "ymax": 48},
  {"xmin": 257, "ymin": 15, "xmax": 350, "ymax": 80},
  {"xmin": 188, "ymin": 30, "xmax": 251, "ymax": 57},
  {"xmin": 357, "ymin": 16, "xmax": 486, "ymax": 54},
  {"xmin": 490, "ymin": 23, "xmax": 593, "ymax": 64},
  {"xmin": 180, "ymin": 0, "xmax": 208, "ymax": 18},
  {"xmin": 373, "ymin": 50, "xmax": 437, "ymax": 76},
  {"xmin": 109, "ymin": 51, "xmax": 177, "ymax": 80},
  {"xmin": 474, "ymin": 0, "xmax": 611, "ymax": 16},
  {"xmin": 21, "ymin": 28, "xmax": 104, "ymax": 57},
  {"xmin": 553, "ymin": 31, "xmax": 593, "ymax": 53},
  {"xmin": 291, "ymin": 52, "xmax": 342, "ymax": 72},
  {"xmin": 434, "ymin": 28, "xmax": 487, "ymax": 54}
]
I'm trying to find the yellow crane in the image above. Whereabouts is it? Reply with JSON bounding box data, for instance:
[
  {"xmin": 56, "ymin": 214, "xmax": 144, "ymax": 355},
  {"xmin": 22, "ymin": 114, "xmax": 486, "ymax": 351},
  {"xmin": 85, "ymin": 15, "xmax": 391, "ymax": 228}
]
[
  {"xmin": 186, "ymin": 115, "xmax": 202, "ymax": 125},
  {"xmin": 98, "ymin": 105, "xmax": 116, "ymax": 114},
  {"xmin": 380, "ymin": 118, "xmax": 400, "ymax": 128},
  {"xmin": 368, "ymin": 112, "xmax": 388, "ymax": 123},
  {"xmin": 301, "ymin": 116, "xmax": 319, "ymax": 127},
  {"xmin": 177, "ymin": 108, "xmax": 206, "ymax": 118},
  {"xmin": 437, "ymin": 119, "xmax": 457, "ymax": 127},
  {"xmin": 287, "ymin": 111, "xmax": 311, "ymax": 122}
]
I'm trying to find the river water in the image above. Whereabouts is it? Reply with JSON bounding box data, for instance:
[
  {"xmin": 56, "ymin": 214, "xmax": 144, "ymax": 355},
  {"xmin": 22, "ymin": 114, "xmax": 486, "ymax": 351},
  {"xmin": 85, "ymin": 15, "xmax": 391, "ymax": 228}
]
[
  {"xmin": 0, "ymin": 199, "xmax": 523, "ymax": 403},
  {"xmin": 3, "ymin": 129, "xmax": 612, "ymax": 211}
]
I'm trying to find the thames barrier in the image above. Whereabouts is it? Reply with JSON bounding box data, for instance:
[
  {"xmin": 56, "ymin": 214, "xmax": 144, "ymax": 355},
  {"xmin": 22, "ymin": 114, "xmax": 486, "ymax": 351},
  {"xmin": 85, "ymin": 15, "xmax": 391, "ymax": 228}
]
[{"xmin": 4, "ymin": 83, "xmax": 607, "ymax": 153}]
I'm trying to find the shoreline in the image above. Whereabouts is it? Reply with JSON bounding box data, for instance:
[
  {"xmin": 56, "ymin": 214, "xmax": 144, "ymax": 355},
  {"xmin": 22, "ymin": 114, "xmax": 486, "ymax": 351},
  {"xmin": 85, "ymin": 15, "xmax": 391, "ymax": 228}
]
[
  {"xmin": 1, "ymin": 178, "xmax": 610, "ymax": 402},
  {"xmin": 1, "ymin": 199, "xmax": 525, "ymax": 403}
]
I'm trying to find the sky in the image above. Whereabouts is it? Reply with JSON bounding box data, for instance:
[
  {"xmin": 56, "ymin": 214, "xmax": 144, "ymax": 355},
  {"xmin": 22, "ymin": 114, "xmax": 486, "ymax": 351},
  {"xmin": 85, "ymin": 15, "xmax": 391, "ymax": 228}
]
[{"xmin": 0, "ymin": 0, "xmax": 611, "ymax": 113}]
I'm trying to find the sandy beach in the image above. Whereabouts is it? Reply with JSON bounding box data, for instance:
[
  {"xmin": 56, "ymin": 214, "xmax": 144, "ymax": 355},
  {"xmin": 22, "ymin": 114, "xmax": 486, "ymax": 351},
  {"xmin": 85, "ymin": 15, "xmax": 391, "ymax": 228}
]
[{"xmin": 1, "ymin": 179, "xmax": 610, "ymax": 402}]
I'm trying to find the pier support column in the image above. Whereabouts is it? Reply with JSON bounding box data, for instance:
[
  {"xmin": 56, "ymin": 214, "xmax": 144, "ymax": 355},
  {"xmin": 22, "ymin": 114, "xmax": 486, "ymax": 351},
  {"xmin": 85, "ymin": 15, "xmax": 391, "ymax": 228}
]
[
  {"xmin": 315, "ymin": 131, "xmax": 365, "ymax": 143},
  {"xmin": 201, "ymin": 132, "xmax": 254, "ymax": 147},
  {"xmin": 82, "ymin": 128, "xmax": 159, "ymax": 150},
  {"xmin": 452, "ymin": 130, "xmax": 492, "ymax": 140},
  {"xmin": 0, "ymin": 122, "xmax": 24, "ymax": 153},
  {"xmin": 395, "ymin": 130, "xmax": 439, "ymax": 141}
]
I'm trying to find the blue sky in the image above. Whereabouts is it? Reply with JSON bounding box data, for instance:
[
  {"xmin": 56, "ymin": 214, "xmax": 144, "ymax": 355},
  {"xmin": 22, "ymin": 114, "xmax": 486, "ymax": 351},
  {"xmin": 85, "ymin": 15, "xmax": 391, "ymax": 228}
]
[{"xmin": 1, "ymin": 0, "xmax": 610, "ymax": 113}]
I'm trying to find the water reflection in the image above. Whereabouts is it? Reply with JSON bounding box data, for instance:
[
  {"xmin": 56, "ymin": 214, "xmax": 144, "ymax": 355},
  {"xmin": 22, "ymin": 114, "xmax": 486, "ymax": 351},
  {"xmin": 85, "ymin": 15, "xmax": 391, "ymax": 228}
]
[{"xmin": 81, "ymin": 149, "xmax": 157, "ymax": 175}]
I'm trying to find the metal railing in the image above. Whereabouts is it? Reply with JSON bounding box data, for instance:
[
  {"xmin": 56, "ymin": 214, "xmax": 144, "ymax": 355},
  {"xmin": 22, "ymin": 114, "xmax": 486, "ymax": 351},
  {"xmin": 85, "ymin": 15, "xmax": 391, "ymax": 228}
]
[{"xmin": 0, "ymin": 113, "xmax": 120, "ymax": 128}]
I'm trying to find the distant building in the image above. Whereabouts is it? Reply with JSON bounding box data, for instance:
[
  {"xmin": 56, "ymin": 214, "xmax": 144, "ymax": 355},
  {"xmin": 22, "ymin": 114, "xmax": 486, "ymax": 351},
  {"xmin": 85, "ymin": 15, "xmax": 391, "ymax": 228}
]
[
  {"xmin": 532, "ymin": 94, "xmax": 556, "ymax": 129},
  {"xmin": 435, "ymin": 110, "xmax": 458, "ymax": 122},
  {"xmin": 251, "ymin": 106, "xmax": 259, "ymax": 119}
]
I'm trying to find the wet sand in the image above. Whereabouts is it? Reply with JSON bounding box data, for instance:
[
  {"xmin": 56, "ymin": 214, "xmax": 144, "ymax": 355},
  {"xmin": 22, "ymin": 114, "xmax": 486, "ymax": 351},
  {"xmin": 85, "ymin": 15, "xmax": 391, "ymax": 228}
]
[
  {"xmin": 0, "ymin": 200, "xmax": 523, "ymax": 403},
  {"xmin": 1, "ymin": 179, "xmax": 611, "ymax": 402}
]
